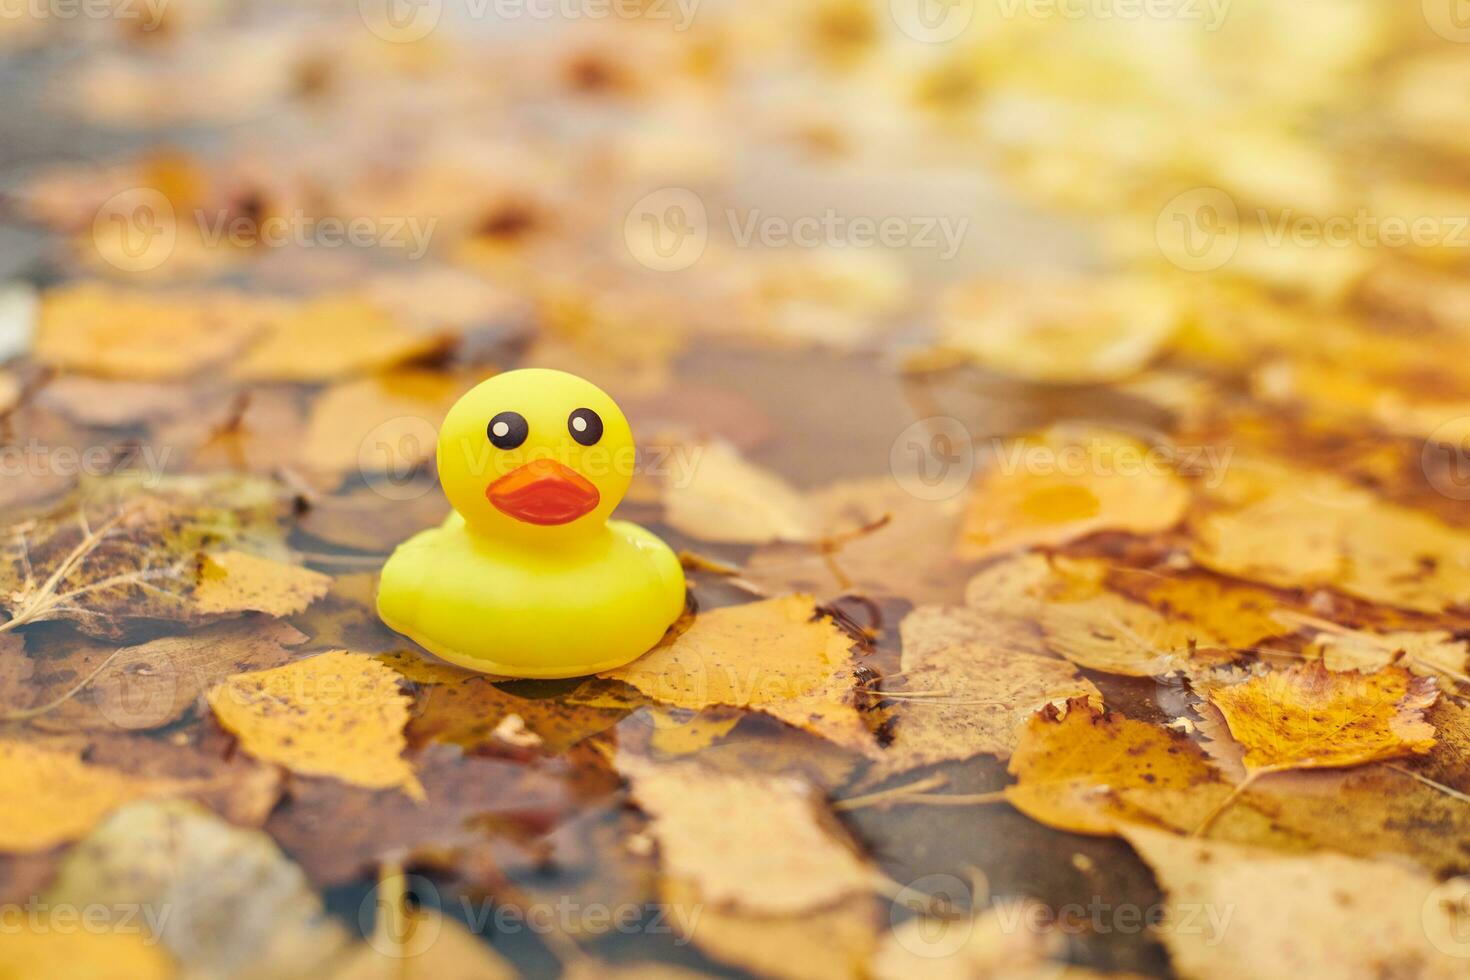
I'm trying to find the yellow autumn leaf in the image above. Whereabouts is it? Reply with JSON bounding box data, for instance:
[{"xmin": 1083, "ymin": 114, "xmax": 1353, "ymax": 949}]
[
  {"xmin": 208, "ymin": 650, "xmax": 424, "ymax": 799},
  {"xmin": 1005, "ymin": 698, "xmax": 1227, "ymax": 836},
  {"xmin": 958, "ymin": 427, "xmax": 1188, "ymax": 559},
  {"xmin": 1200, "ymin": 662, "xmax": 1438, "ymax": 776},
  {"xmin": 602, "ymin": 595, "xmax": 872, "ymax": 750},
  {"xmin": 35, "ymin": 283, "xmax": 278, "ymax": 379},
  {"xmin": 231, "ymin": 295, "xmax": 447, "ymax": 382},
  {"xmin": 192, "ymin": 550, "xmax": 332, "ymax": 618},
  {"xmin": 0, "ymin": 740, "xmax": 176, "ymax": 853},
  {"xmin": 619, "ymin": 755, "xmax": 878, "ymax": 915},
  {"xmin": 300, "ymin": 370, "xmax": 466, "ymax": 479},
  {"xmin": 662, "ymin": 440, "xmax": 819, "ymax": 544},
  {"xmin": 938, "ymin": 276, "xmax": 1178, "ymax": 384},
  {"xmin": 1190, "ymin": 454, "xmax": 1470, "ymax": 613},
  {"xmin": 0, "ymin": 930, "xmax": 175, "ymax": 980}
]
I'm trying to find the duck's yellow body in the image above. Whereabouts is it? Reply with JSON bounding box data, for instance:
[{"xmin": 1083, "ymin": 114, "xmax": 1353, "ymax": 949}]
[{"xmin": 376, "ymin": 369, "xmax": 685, "ymax": 679}]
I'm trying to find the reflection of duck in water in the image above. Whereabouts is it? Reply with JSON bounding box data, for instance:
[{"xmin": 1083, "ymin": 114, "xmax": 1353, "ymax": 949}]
[{"xmin": 377, "ymin": 369, "xmax": 685, "ymax": 678}]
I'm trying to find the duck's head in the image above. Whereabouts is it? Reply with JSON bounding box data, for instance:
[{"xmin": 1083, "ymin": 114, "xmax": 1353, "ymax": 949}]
[{"xmin": 437, "ymin": 368, "xmax": 637, "ymax": 542}]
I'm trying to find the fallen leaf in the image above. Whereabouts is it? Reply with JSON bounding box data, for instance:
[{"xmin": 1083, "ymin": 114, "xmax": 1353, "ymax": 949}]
[
  {"xmin": 1190, "ymin": 454, "xmax": 1470, "ymax": 613},
  {"xmin": 0, "ymin": 739, "xmax": 179, "ymax": 852},
  {"xmin": 861, "ymin": 604, "xmax": 1099, "ymax": 780},
  {"xmin": 0, "ymin": 929, "xmax": 174, "ymax": 980},
  {"xmin": 191, "ymin": 550, "xmax": 331, "ymax": 618},
  {"xmin": 0, "ymin": 474, "xmax": 295, "ymax": 640},
  {"xmin": 297, "ymin": 487, "xmax": 449, "ymax": 553},
  {"xmin": 208, "ymin": 650, "xmax": 424, "ymax": 800},
  {"xmin": 1200, "ymin": 662, "xmax": 1438, "ymax": 776},
  {"xmin": 300, "ymin": 371, "xmax": 466, "ymax": 480},
  {"xmin": 35, "ymin": 283, "xmax": 274, "ymax": 379},
  {"xmin": 966, "ymin": 555, "xmax": 1249, "ymax": 676},
  {"xmin": 938, "ymin": 276, "xmax": 1177, "ymax": 383},
  {"xmin": 0, "ymin": 281, "xmax": 36, "ymax": 364},
  {"xmin": 1123, "ymin": 825, "xmax": 1469, "ymax": 979},
  {"xmin": 0, "ymin": 371, "xmax": 18, "ymax": 417},
  {"xmin": 601, "ymin": 595, "xmax": 873, "ymax": 750},
  {"xmin": 382, "ymin": 650, "xmax": 628, "ymax": 752},
  {"xmin": 39, "ymin": 376, "xmax": 195, "ymax": 428},
  {"xmin": 663, "ymin": 877, "xmax": 878, "ymax": 980},
  {"xmin": 231, "ymin": 294, "xmax": 448, "ymax": 382},
  {"xmin": 662, "ymin": 440, "xmax": 819, "ymax": 544},
  {"xmin": 47, "ymin": 799, "xmax": 349, "ymax": 979},
  {"xmin": 27, "ymin": 620, "xmax": 308, "ymax": 733},
  {"xmin": 958, "ymin": 427, "xmax": 1188, "ymax": 559},
  {"xmin": 1005, "ymin": 698, "xmax": 1227, "ymax": 836},
  {"xmin": 266, "ymin": 744, "xmax": 574, "ymax": 887},
  {"xmin": 1308, "ymin": 626, "xmax": 1470, "ymax": 685},
  {"xmin": 745, "ymin": 476, "xmax": 969, "ymax": 604},
  {"xmin": 620, "ymin": 755, "xmax": 877, "ymax": 915},
  {"xmin": 871, "ymin": 899, "xmax": 1092, "ymax": 980}
]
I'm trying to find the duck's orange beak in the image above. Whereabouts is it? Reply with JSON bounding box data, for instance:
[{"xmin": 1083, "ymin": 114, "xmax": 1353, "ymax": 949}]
[{"xmin": 487, "ymin": 458, "xmax": 600, "ymax": 526}]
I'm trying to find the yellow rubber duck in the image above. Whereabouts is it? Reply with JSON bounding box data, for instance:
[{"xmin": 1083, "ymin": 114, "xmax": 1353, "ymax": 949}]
[{"xmin": 377, "ymin": 368, "xmax": 686, "ymax": 678}]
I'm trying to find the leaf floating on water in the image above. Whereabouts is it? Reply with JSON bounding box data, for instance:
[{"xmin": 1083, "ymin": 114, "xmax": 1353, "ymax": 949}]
[
  {"xmin": 35, "ymin": 282, "xmax": 277, "ymax": 380},
  {"xmin": 299, "ymin": 370, "xmax": 466, "ymax": 480},
  {"xmin": 957, "ymin": 427, "xmax": 1188, "ymax": 560},
  {"xmin": 230, "ymin": 294, "xmax": 449, "ymax": 383},
  {"xmin": 861, "ymin": 604, "xmax": 1098, "ymax": 782},
  {"xmin": 191, "ymin": 550, "xmax": 331, "ymax": 618},
  {"xmin": 47, "ymin": 799, "xmax": 349, "ymax": 979},
  {"xmin": 662, "ymin": 440, "xmax": 819, "ymax": 545},
  {"xmin": 871, "ymin": 899, "xmax": 1094, "ymax": 980},
  {"xmin": 0, "ymin": 474, "xmax": 295, "ymax": 640},
  {"xmin": 936, "ymin": 275, "xmax": 1178, "ymax": 384},
  {"xmin": 208, "ymin": 650, "xmax": 424, "ymax": 800},
  {"xmin": 1199, "ymin": 662, "xmax": 1438, "ymax": 776},
  {"xmin": 1005, "ymin": 698, "xmax": 1227, "ymax": 836},
  {"xmin": 0, "ymin": 928, "xmax": 174, "ymax": 980},
  {"xmin": 1123, "ymin": 826, "xmax": 1470, "ymax": 980},
  {"xmin": 619, "ymin": 755, "xmax": 879, "ymax": 916},
  {"xmin": 1190, "ymin": 454, "xmax": 1470, "ymax": 613},
  {"xmin": 601, "ymin": 595, "xmax": 874, "ymax": 750}
]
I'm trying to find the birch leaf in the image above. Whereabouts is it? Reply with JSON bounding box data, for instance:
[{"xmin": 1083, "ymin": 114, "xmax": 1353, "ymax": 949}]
[
  {"xmin": 208, "ymin": 650, "xmax": 424, "ymax": 800},
  {"xmin": 663, "ymin": 440, "xmax": 819, "ymax": 544}
]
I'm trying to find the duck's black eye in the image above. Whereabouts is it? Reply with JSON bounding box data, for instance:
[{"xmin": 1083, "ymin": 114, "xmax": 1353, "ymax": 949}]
[
  {"xmin": 487, "ymin": 411, "xmax": 528, "ymax": 449},
  {"xmin": 568, "ymin": 408, "xmax": 603, "ymax": 446}
]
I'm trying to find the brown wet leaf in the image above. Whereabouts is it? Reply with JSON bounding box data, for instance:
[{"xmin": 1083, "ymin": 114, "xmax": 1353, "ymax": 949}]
[
  {"xmin": 39, "ymin": 376, "xmax": 196, "ymax": 428},
  {"xmin": 297, "ymin": 487, "xmax": 449, "ymax": 553},
  {"xmin": 862, "ymin": 604, "xmax": 1099, "ymax": 780},
  {"xmin": 208, "ymin": 650, "xmax": 424, "ymax": 800},
  {"xmin": 27, "ymin": 619, "xmax": 308, "ymax": 733},
  {"xmin": 602, "ymin": 595, "xmax": 874, "ymax": 750},
  {"xmin": 48, "ymin": 799, "xmax": 349, "ymax": 979},
  {"xmin": 0, "ymin": 474, "xmax": 294, "ymax": 640}
]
